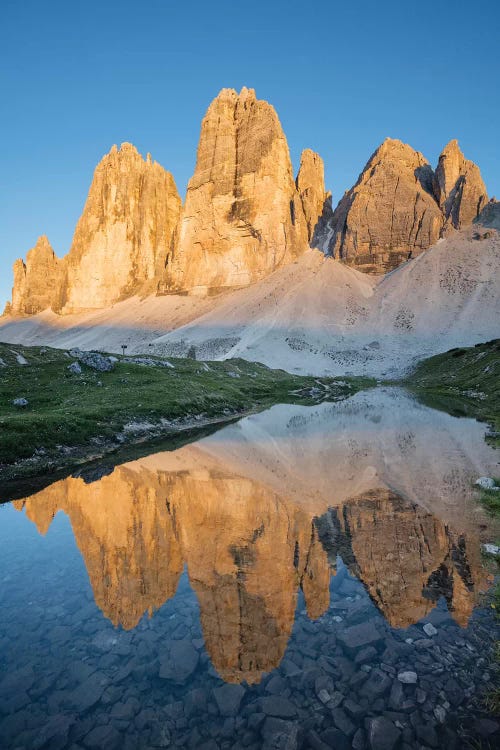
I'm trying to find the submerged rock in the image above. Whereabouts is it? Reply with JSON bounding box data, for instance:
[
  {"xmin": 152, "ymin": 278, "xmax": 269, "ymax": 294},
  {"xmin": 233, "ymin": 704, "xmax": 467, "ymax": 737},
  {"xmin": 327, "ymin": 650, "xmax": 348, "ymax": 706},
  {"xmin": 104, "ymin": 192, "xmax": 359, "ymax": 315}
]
[
  {"xmin": 423, "ymin": 622, "xmax": 438, "ymax": 637},
  {"xmin": 367, "ymin": 716, "xmax": 401, "ymax": 750},
  {"xmin": 213, "ymin": 683, "xmax": 245, "ymax": 717},
  {"xmin": 397, "ymin": 670, "xmax": 418, "ymax": 684},
  {"xmin": 159, "ymin": 641, "xmax": 199, "ymax": 684}
]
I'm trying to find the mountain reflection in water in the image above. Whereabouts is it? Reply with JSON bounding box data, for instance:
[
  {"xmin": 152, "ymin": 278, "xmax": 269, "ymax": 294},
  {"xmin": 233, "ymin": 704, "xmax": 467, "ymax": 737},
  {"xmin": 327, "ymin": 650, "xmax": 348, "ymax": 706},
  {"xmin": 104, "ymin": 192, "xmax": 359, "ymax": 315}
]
[{"xmin": 12, "ymin": 388, "xmax": 497, "ymax": 684}]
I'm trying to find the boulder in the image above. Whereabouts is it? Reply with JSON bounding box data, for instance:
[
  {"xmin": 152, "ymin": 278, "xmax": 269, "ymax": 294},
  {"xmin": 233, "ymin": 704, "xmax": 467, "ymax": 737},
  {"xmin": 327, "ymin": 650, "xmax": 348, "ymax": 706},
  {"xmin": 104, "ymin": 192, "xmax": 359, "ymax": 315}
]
[
  {"xmin": 12, "ymin": 397, "xmax": 28, "ymax": 407},
  {"xmin": 366, "ymin": 717, "xmax": 401, "ymax": 750},
  {"xmin": 69, "ymin": 349, "xmax": 114, "ymax": 372},
  {"xmin": 213, "ymin": 683, "xmax": 245, "ymax": 717}
]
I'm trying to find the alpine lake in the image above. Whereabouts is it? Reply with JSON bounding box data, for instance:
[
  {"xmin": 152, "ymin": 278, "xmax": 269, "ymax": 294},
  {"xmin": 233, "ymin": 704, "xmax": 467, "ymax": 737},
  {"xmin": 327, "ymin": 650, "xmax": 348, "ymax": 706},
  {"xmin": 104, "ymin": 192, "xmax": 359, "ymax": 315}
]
[{"xmin": 1, "ymin": 388, "xmax": 499, "ymax": 750}]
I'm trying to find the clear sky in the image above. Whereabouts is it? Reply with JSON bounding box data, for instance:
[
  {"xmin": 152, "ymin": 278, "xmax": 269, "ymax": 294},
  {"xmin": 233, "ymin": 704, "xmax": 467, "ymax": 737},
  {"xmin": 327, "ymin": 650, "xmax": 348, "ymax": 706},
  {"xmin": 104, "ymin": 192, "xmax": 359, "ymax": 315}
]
[{"xmin": 1, "ymin": 0, "xmax": 499, "ymax": 308}]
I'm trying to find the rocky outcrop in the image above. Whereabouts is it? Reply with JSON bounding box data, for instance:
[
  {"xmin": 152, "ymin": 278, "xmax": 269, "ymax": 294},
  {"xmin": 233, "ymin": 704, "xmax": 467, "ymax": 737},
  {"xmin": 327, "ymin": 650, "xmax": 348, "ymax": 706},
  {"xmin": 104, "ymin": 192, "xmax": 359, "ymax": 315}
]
[
  {"xmin": 296, "ymin": 149, "xmax": 334, "ymax": 249},
  {"xmin": 4, "ymin": 93, "xmax": 491, "ymax": 313},
  {"xmin": 322, "ymin": 138, "xmax": 488, "ymax": 272},
  {"xmin": 165, "ymin": 87, "xmax": 309, "ymax": 293},
  {"xmin": 9, "ymin": 236, "xmax": 64, "ymax": 315},
  {"xmin": 433, "ymin": 140, "xmax": 488, "ymax": 232},
  {"xmin": 58, "ymin": 143, "xmax": 181, "ymax": 312},
  {"xmin": 324, "ymin": 139, "xmax": 444, "ymax": 273}
]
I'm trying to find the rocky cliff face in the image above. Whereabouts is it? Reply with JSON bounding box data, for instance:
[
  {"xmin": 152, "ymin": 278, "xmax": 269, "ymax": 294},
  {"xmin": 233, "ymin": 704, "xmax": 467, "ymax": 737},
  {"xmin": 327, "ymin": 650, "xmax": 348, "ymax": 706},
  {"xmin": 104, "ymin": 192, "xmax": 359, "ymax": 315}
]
[
  {"xmin": 165, "ymin": 87, "xmax": 309, "ymax": 293},
  {"xmin": 433, "ymin": 140, "xmax": 488, "ymax": 232},
  {"xmin": 322, "ymin": 138, "xmax": 488, "ymax": 272},
  {"xmin": 295, "ymin": 149, "xmax": 334, "ymax": 248},
  {"xmin": 9, "ymin": 236, "xmax": 64, "ymax": 315},
  {"xmin": 4, "ymin": 91, "xmax": 490, "ymax": 312},
  {"xmin": 325, "ymin": 139, "xmax": 444, "ymax": 273},
  {"xmin": 58, "ymin": 143, "xmax": 181, "ymax": 312}
]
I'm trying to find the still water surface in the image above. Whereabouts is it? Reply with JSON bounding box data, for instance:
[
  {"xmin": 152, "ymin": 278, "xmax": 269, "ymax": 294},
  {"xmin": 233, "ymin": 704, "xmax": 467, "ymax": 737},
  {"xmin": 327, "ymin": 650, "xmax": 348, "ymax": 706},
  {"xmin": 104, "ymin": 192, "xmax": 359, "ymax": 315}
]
[{"xmin": 1, "ymin": 388, "xmax": 499, "ymax": 749}]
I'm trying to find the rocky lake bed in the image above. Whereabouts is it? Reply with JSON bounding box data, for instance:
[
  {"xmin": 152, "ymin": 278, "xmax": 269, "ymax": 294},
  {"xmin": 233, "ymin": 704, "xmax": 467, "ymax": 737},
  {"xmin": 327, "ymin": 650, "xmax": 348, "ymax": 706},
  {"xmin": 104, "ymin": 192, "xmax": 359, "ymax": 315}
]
[{"xmin": 1, "ymin": 387, "xmax": 499, "ymax": 749}]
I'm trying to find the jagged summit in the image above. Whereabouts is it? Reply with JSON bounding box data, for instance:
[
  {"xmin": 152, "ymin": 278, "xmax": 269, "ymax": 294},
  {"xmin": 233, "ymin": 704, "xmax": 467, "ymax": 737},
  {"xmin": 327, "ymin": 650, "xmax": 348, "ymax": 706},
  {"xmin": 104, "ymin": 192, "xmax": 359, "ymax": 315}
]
[
  {"xmin": 9, "ymin": 235, "xmax": 63, "ymax": 315},
  {"xmin": 433, "ymin": 139, "xmax": 488, "ymax": 231},
  {"xmin": 321, "ymin": 138, "xmax": 442, "ymax": 272},
  {"xmin": 318, "ymin": 136, "xmax": 489, "ymax": 272},
  {"xmin": 3, "ymin": 88, "xmax": 492, "ymax": 315},
  {"xmin": 7, "ymin": 143, "xmax": 182, "ymax": 316},
  {"xmin": 165, "ymin": 86, "xmax": 308, "ymax": 293},
  {"xmin": 58, "ymin": 141, "xmax": 181, "ymax": 313}
]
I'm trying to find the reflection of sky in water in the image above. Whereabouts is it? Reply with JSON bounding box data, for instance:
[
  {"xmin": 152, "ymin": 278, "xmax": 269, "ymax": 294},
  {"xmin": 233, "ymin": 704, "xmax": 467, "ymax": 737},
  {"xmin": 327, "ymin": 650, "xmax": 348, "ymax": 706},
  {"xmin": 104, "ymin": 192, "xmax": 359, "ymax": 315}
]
[{"xmin": 0, "ymin": 390, "xmax": 499, "ymax": 748}]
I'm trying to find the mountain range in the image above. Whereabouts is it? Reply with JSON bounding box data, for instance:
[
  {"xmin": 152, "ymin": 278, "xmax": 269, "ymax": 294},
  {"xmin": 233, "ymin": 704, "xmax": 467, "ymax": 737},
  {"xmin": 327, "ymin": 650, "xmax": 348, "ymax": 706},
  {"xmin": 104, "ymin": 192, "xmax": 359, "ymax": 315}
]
[{"xmin": 1, "ymin": 87, "xmax": 498, "ymax": 375}]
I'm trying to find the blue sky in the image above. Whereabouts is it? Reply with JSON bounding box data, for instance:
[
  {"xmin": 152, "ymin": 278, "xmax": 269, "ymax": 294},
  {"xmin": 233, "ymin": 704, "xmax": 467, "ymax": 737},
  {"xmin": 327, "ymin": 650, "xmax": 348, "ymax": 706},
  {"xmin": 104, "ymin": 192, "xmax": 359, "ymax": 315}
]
[{"xmin": 1, "ymin": 0, "xmax": 499, "ymax": 308}]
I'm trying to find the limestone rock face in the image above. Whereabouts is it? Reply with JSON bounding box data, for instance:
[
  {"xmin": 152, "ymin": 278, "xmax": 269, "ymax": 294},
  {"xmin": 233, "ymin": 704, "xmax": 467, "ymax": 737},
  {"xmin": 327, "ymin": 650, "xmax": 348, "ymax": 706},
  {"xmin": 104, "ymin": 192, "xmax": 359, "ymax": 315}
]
[
  {"xmin": 296, "ymin": 149, "xmax": 334, "ymax": 247},
  {"xmin": 166, "ymin": 87, "xmax": 308, "ymax": 293},
  {"xmin": 433, "ymin": 140, "xmax": 488, "ymax": 231},
  {"xmin": 58, "ymin": 143, "xmax": 181, "ymax": 312},
  {"xmin": 10, "ymin": 236, "xmax": 64, "ymax": 315},
  {"xmin": 325, "ymin": 139, "xmax": 444, "ymax": 272}
]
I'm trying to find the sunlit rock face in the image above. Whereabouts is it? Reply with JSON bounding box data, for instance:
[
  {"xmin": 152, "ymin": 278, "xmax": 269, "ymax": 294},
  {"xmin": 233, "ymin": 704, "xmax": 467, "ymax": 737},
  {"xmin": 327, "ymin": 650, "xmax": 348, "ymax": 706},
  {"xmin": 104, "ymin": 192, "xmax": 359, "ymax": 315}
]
[
  {"xmin": 433, "ymin": 140, "xmax": 488, "ymax": 232},
  {"xmin": 317, "ymin": 490, "xmax": 485, "ymax": 629},
  {"xmin": 58, "ymin": 143, "xmax": 181, "ymax": 312},
  {"xmin": 9, "ymin": 236, "xmax": 64, "ymax": 315},
  {"xmin": 324, "ymin": 139, "xmax": 444, "ymax": 273},
  {"xmin": 4, "ymin": 92, "xmax": 491, "ymax": 315},
  {"xmin": 166, "ymin": 87, "xmax": 309, "ymax": 293}
]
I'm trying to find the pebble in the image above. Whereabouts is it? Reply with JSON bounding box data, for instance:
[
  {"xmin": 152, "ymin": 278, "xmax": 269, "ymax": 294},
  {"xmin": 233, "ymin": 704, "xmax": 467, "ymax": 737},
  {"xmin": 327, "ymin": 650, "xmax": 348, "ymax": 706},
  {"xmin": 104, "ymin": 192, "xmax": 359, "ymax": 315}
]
[
  {"xmin": 434, "ymin": 705, "xmax": 446, "ymax": 724},
  {"xmin": 397, "ymin": 671, "xmax": 418, "ymax": 684},
  {"xmin": 423, "ymin": 623, "xmax": 438, "ymax": 637}
]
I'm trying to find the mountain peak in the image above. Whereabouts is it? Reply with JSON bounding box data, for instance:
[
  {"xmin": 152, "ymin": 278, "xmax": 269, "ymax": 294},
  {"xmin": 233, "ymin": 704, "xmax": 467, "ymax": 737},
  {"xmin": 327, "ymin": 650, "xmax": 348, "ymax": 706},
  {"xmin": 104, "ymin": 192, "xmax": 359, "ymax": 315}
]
[
  {"xmin": 10, "ymin": 235, "xmax": 63, "ymax": 315},
  {"xmin": 434, "ymin": 140, "xmax": 488, "ymax": 229},
  {"xmin": 165, "ymin": 86, "xmax": 308, "ymax": 292}
]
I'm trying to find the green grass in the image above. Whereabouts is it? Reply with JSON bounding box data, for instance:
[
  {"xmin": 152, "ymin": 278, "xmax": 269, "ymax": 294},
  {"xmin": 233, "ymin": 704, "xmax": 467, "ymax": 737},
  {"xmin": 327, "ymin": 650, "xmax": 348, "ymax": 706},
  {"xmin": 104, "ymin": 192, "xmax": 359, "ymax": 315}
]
[
  {"xmin": 0, "ymin": 342, "xmax": 374, "ymax": 481},
  {"xmin": 479, "ymin": 482, "xmax": 500, "ymax": 517},
  {"xmin": 403, "ymin": 339, "xmax": 500, "ymax": 448}
]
